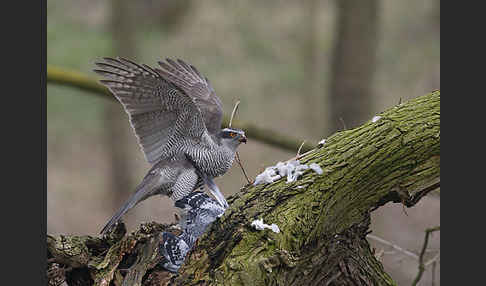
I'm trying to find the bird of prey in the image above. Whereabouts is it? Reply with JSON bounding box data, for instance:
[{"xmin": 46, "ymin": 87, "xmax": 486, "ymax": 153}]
[
  {"xmin": 159, "ymin": 191, "xmax": 224, "ymax": 273},
  {"xmin": 94, "ymin": 57, "xmax": 246, "ymax": 235}
]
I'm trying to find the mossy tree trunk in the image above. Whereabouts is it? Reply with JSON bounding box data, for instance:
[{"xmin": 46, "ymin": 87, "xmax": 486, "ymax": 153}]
[{"xmin": 48, "ymin": 91, "xmax": 440, "ymax": 286}]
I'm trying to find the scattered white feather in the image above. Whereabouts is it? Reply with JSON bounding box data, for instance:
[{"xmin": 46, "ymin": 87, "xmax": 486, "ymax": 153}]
[
  {"xmin": 253, "ymin": 167, "xmax": 281, "ymax": 185},
  {"xmin": 275, "ymin": 161, "xmax": 289, "ymax": 177},
  {"xmin": 308, "ymin": 163, "xmax": 323, "ymax": 175},
  {"xmin": 286, "ymin": 160, "xmax": 308, "ymax": 183},
  {"xmin": 371, "ymin": 115, "xmax": 382, "ymax": 123},
  {"xmin": 253, "ymin": 160, "xmax": 324, "ymax": 185},
  {"xmin": 251, "ymin": 218, "xmax": 280, "ymax": 233}
]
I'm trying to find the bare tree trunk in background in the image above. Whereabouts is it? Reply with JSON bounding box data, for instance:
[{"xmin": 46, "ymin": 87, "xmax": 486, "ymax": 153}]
[
  {"xmin": 104, "ymin": 0, "xmax": 137, "ymax": 212},
  {"xmin": 136, "ymin": 0, "xmax": 192, "ymax": 31},
  {"xmin": 329, "ymin": 0, "xmax": 379, "ymax": 133},
  {"xmin": 302, "ymin": 0, "xmax": 320, "ymax": 135},
  {"xmin": 104, "ymin": 0, "xmax": 193, "ymax": 215},
  {"xmin": 435, "ymin": 0, "xmax": 440, "ymax": 30}
]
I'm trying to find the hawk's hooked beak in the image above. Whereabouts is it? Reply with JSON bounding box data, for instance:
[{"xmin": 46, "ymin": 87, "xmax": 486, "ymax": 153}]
[{"xmin": 239, "ymin": 136, "xmax": 247, "ymax": 143}]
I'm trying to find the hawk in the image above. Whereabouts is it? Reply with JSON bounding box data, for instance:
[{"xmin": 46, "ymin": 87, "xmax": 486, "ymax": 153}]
[{"xmin": 94, "ymin": 57, "xmax": 246, "ymax": 235}]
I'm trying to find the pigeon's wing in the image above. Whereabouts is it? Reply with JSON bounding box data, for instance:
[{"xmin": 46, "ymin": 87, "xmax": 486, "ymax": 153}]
[
  {"xmin": 156, "ymin": 59, "xmax": 223, "ymax": 137},
  {"xmin": 174, "ymin": 191, "xmax": 211, "ymax": 209},
  {"xmin": 175, "ymin": 191, "xmax": 225, "ymax": 247},
  {"xmin": 94, "ymin": 57, "xmax": 208, "ymax": 164},
  {"xmin": 159, "ymin": 232, "xmax": 189, "ymax": 273}
]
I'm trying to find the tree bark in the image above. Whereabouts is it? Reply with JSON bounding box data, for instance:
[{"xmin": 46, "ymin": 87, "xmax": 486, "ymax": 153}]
[{"xmin": 48, "ymin": 91, "xmax": 440, "ymax": 286}]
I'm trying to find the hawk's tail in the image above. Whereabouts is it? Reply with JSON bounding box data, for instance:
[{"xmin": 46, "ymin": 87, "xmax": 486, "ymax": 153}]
[{"xmin": 100, "ymin": 179, "xmax": 155, "ymax": 235}]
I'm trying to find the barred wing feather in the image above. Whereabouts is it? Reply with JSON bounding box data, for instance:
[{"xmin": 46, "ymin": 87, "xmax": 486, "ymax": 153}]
[
  {"xmin": 94, "ymin": 57, "xmax": 207, "ymax": 164},
  {"xmin": 156, "ymin": 58, "xmax": 223, "ymax": 137}
]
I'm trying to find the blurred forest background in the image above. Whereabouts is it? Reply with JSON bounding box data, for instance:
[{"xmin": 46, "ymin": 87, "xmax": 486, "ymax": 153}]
[{"xmin": 47, "ymin": 0, "xmax": 440, "ymax": 284}]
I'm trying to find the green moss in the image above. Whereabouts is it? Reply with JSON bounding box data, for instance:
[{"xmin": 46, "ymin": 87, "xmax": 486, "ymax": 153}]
[
  {"xmin": 177, "ymin": 92, "xmax": 439, "ymax": 285},
  {"xmin": 49, "ymin": 92, "xmax": 440, "ymax": 285}
]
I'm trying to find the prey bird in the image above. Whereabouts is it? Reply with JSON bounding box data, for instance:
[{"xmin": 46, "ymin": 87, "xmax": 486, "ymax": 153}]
[
  {"xmin": 94, "ymin": 57, "xmax": 246, "ymax": 235},
  {"xmin": 159, "ymin": 191, "xmax": 225, "ymax": 272}
]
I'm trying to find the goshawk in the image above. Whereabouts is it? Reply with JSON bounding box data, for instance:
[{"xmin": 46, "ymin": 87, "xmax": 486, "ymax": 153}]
[{"xmin": 94, "ymin": 57, "xmax": 246, "ymax": 235}]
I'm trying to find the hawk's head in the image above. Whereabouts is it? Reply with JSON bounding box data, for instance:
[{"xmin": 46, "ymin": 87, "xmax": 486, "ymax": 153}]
[{"xmin": 220, "ymin": 127, "xmax": 247, "ymax": 149}]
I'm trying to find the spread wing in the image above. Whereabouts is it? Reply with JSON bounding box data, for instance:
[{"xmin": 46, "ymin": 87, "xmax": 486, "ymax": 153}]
[
  {"xmin": 156, "ymin": 59, "xmax": 223, "ymax": 137},
  {"xmin": 94, "ymin": 57, "xmax": 208, "ymax": 164}
]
